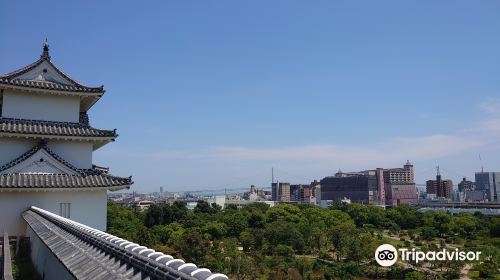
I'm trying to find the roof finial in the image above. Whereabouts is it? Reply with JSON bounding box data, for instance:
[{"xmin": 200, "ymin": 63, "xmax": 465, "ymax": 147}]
[{"xmin": 41, "ymin": 39, "xmax": 51, "ymax": 61}]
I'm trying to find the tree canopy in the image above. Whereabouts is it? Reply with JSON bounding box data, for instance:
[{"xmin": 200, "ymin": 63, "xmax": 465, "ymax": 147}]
[{"xmin": 107, "ymin": 201, "xmax": 500, "ymax": 279}]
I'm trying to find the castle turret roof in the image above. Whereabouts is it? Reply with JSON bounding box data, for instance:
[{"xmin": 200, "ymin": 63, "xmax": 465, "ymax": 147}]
[
  {"xmin": 0, "ymin": 118, "xmax": 117, "ymax": 149},
  {"xmin": 0, "ymin": 142, "xmax": 132, "ymax": 191},
  {"xmin": 0, "ymin": 43, "xmax": 104, "ymax": 111}
]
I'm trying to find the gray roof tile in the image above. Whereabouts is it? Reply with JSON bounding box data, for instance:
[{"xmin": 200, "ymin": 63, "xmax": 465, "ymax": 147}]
[
  {"xmin": 0, "ymin": 118, "xmax": 116, "ymax": 138},
  {"xmin": 0, "ymin": 173, "xmax": 132, "ymax": 189},
  {"xmin": 23, "ymin": 207, "xmax": 229, "ymax": 280},
  {"xmin": 0, "ymin": 142, "xmax": 132, "ymax": 190}
]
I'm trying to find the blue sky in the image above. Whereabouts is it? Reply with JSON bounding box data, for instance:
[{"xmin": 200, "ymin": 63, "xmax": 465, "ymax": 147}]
[{"xmin": 1, "ymin": 1, "xmax": 500, "ymax": 192}]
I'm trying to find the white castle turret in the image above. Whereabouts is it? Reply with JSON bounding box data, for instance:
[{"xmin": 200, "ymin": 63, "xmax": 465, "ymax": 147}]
[{"xmin": 0, "ymin": 44, "xmax": 132, "ymax": 235}]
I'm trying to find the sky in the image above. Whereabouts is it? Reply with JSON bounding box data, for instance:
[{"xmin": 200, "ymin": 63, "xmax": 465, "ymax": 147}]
[{"xmin": 1, "ymin": 1, "xmax": 499, "ymax": 192}]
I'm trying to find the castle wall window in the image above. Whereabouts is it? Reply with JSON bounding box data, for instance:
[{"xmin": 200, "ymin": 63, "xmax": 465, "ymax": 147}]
[{"xmin": 59, "ymin": 203, "xmax": 71, "ymax": 218}]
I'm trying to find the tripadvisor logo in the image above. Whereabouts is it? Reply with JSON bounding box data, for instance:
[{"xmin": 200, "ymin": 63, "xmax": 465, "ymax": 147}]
[
  {"xmin": 375, "ymin": 244, "xmax": 398, "ymax": 267},
  {"xmin": 375, "ymin": 244, "xmax": 482, "ymax": 267}
]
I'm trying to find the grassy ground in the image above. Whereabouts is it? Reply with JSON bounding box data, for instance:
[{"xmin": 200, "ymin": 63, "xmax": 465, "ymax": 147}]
[
  {"xmin": 468, "ymin": 270, "xmax": 480, "ymax": 278},
  {"xmin": 10, "ymin": 244, "xmax": 40, "ymax": 280},
  {"xmin": 12, "ymin": 257, "xmax": 41, "ymax": 280},
  {"xmin": 468, "ymin": 269, "xmax": 500, "ymax": 280}
]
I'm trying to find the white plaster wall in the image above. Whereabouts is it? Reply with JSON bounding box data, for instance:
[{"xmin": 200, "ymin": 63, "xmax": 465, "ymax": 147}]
[
  {"xmin": 0, "ymin": 190, "xmax": 107, "ymax": 236},
  {"xmin": 26, "ymin": 226, "xmax": 75, "ymax": 280},
  {"xmin": 2, "ymin": 90, "xmax": 80, "ymax": 122},
  {"xmin": 0, "ymin": 138, "xmax": 36, "ymax": 166},
  {"xmin": 47, "ymin": 141, "xmax": 93, "ymax": 169},
  {"xmin": 0, "ymin": 139, "xmax": 92, "ymax": 169}
]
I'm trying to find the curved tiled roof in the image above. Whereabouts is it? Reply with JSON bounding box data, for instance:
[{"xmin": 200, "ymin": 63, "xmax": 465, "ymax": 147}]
[
  {"xmin": 0, "ymin": 44, "xmax": 104, "ymax": 94},
  {"xmin": 0, "ymin": 173, "xmax": 132, "ymax": 189},
  {"xmin": 0, "ymin": 142, "xmax": 132, "ymax": 190},
  {"xmin": 1, "ymin": 58, "xmax": 43, "ymax": 79},
  {"xmin": 0, "ymin": 118, "xmax": 116, "ymax": 138},
  {"xmin": 23, "ymin": 207, "xmax": 228, "ymax": 280},
  {"xmin": 0, "ymin": 77, "xmax": 104, "ymax": 93}
]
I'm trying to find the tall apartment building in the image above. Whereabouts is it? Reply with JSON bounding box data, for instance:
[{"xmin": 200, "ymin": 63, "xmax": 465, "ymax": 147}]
[
  {"xmin": 272, "ymin": 181, "xmax": 319, "ymax": 203},
  {"xmin": 426, "ymin": 168, "xmax": 453, "ymax": 199},
  {"xmin": 290, "ymin": 184, "xmax": 304, "ymax": 201},
  {"xmin": 383, "ymin": 160, "xmax": 417, "ymax": 206},
  {"xmin": 299, "ymin": 181, "xmax": 318, "ymax": 202},
  {"xmin": 383, "ymin": 160, "xmax": 415, "ymax": 184},
  {"xmin": 272, "ymin": 182, "xmax": 291, "ymax": 202},
  {"xmin": 475, "ymin": 172, "xmax": 500, "ymax": 203}
]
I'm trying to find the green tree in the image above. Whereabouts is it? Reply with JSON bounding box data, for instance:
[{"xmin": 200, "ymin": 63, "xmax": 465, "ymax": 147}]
[
  {"xmin": 175, "ymin": 229, "xmax": 209, "ymax": 264},
  {"xmin": 194, "ymin": 200, "xmax": 212, "ymax": 213},
  {"xmin": 404, "ymin": 271, "xmax": 425, "ymax": 280},
  {"xmin": 223, "ymin": 212, "xmax": 248, "ymax": 237},
  {"xmin": 266, "ymin": 204, "xmax": 305, "ymax": 224},
  {"xmin": 144, "ymin": 204, "xmax": 164, "ymax": 227},
  {"xmin": 274, "ymin": 244, "xmax": 295, "ymax": 258},
  {"xmin": 202, "ymin": 221, "xmax": 228, "ymax": 239},
  {"xmin": 330, "ymin": 222, "xmax": 356, "ymax": 261},
  {"xmin": 386, "ymin": 204, "xmax": 422, "ymax": 229},
  {"xmin": 171, "ymin": 200, "xmax": 188, "ymax": 221},
  {"xmin": 136, "ymin": 226, "xmax": 158, "ymax": 247},
  {"xmin": 450, "ymin": 213, "xmax": 477, "ymax": 237},
  {"xmin": 152, "ymin": 222, "xmax": 185, "ymax": 244},
  {"xmin": 345, "ymin": 203, "xmax": 386, "ymax": 227},
  {"xmin": 239, "ymin": 230, "xmax": 254, "ymax": 252},
  {"xmin": 423, "ymin": 211, "xmax": 451, "ymax": 237},
  {"xmin": 266, "ymin": 222, "xmax": 305, "ymax": 253},
  {"xmin": 106, "ymin": 201, "xmax": 143, "ymax": 241}
]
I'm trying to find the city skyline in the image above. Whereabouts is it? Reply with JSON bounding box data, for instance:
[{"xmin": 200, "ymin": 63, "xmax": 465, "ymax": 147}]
[{"xmin": 2, "ymin": 0, "xmax": 499, "ymax": 192}]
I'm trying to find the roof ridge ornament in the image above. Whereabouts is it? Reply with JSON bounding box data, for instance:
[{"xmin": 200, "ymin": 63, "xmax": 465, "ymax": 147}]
[{"xmin": 41, "ymin": 39, "xmax": 51, "ymax": 61}]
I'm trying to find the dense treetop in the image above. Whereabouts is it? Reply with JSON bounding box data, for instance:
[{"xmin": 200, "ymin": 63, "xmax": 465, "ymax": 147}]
[{"xmin": 108, "ymin": 201, "xmax": 500, "ymax": 279}]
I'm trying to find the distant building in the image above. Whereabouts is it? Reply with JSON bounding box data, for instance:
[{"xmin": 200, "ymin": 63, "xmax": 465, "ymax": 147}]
[
  {"xmin": 319, "ymin": 161, "xmax": 417, "ymax": 206},
  {"xmin": 383, "ymin": 161, "xmax": 417, "ymax": 206},
  {"xmin": 320, "ymin": 170, "xmax": 380, "ymax": 205},
  {"xmin": 207, "ymin": 195, "xmax": 226, "ymax": 209},
  {"xmin": 280, "ymin": 181, "xmax": 319, "ymax": 203},
  {"xmin": 272, "ymin": 182, "xmax": 290, "ymax": 202},
  {"xmin": 135, "ymin": 200, "xmax": 155, "ymax": 211},
  {"xmin": 383, "ymin": 160, "xmax": 415, "ymax": 184},
  {"xmin": 310, "ymin": 180, "xmax": 320, "ymax": 191},
  {"xmin": 426, "ymin": 168, "xmax": 453, "ymax": 199},
  {"xmin": 289, "ymin": 184, "xmax": 308, "ymax": 201},
  {"xmin": 475, "ymin": 172, "xmax": 500, "ymax": 202},
  {"xmin": 458, "ymin": 177, "xmax": 475, "ymax": 192},
  {"xmin": 465, "ymin": 190, "xmax": 487, "ymax": 202},
  {"xmin": 452, "ymin": 190, "xmax": 464, "ymax": 202},
  {"xmin": 243, "ymin": 185, "xmax": 271, "ymax": 201}
]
